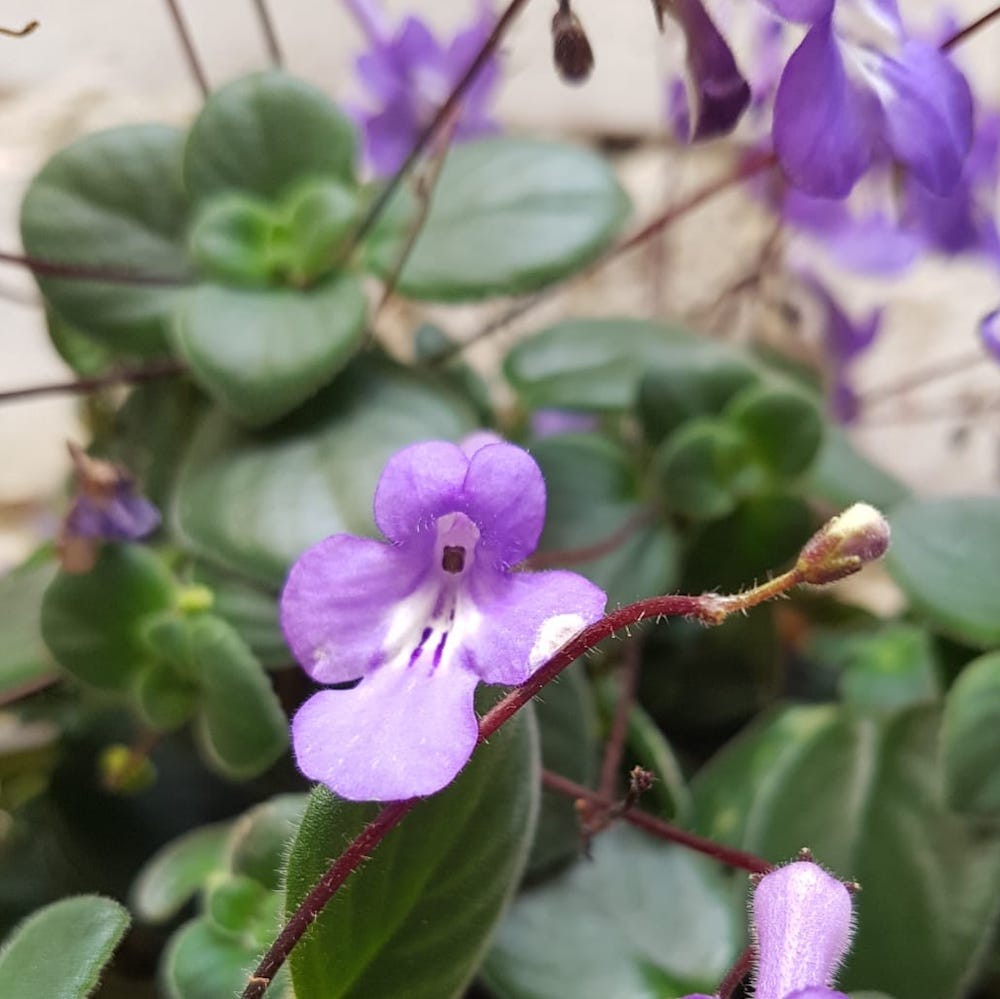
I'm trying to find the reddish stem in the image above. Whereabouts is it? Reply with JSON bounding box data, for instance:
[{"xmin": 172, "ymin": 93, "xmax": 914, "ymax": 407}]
[
  {"xmin": 0, "ymin": 359, "xmax": 187, "ymax": 405},
  {"xmin": 942, "ymin": 3, "xmax": 1000, "ymax": 50},
  {"xmin": 598, "ymin": 640, "xmax": 642, "ymax": 799},
  {"xmin": 0, "ymin": 250, "xmax": 191, "ymax": 286},
  {"xmin": 540, "ymin": 770, "xmax": 770, "ymax": 874},
  {"xmin": 162, "ymin": 0, "xmax": 209, "ymax": 97},
  {"xmin": 527, "ymin": 508, "xmax": 651, "ymax": 570},
  {"xmin": 718, "ymin": 945, "xmax": 755, "ymax": 999}
]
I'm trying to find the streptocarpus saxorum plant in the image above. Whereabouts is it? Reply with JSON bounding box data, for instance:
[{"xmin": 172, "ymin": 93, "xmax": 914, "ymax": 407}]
[{"xmin": 4, "ymin": 3, "xmax": 1000, "ymax": 999}]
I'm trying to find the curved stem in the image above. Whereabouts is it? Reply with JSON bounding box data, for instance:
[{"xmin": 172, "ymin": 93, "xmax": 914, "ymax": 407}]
[{"xmin": 241, "ymin": 569, "xmax": 803, "ymax": 997}]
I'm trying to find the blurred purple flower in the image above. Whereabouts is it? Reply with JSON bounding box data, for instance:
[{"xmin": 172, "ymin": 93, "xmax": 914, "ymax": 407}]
[
  {"xmin": 980, "ymin": 309, "xmax": 1000, "ymax": 361},
  {"xmin": 661, "ymin": 0, "xmax": 751, "ymax": 141},
  {"xmin": 281, "ymin": 438, "xmax": 606, "ymax": 801},
  {"xmin": 529, "ymin": 409, "xmax": 600, "ymax": 438},
  {"xmin": 801, "ymin": 274, "xmax": 883, "ymax": 422},
  {"xmin": 681, "ymin": 858, "xmax": 854, "ymax": 999},
  {"xmin": 344, "ymin": 0, "xmax": 500, "ymax": 175},
  {"xmin": 760, "ymin": 0, "xmax": 973, "ymax": 198}
]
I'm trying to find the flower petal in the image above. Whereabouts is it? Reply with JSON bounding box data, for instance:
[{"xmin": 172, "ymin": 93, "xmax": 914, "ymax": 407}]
[
  {"xmin": 980, "ymin": 309, "xmax": 1000, "ymax": 362},
  {"xmin": 873, "ymin": 40, "xmax": 974, "ymax": 196},
  {"xmin": 292, "ymin": 660, "xmax": 479, "ymax": 800},
  {"xmin": 773, "ymin": 19, "xmax": 876, "ymax": 198},
  {"xmin": 363, "ymin": 102, "xmax": 421, "ymax": 175},
  {"xmin": 463, "ymin": 568, "xmax": 607, "ymax": 685},
  {"xmin": 755, "ymin": 0, "xmax": 833, "ymax": 23},
  {"xmin": 373, "ymin": 441, "xmax": 470, "ymax": 544},
  {"xmin": 672, "ymin": 0, "xmax": 751, "ymax": 140},
  {"xmin": 463, "ymin": 442, "xmax": 547, "ymax": 565},
  {"xmin": 280, "ymin": 534, "xmax": 429, "ymax": 684},
  {"xmin": 753, "ymin": 860, "xmax": 854, "ymax": 999},
  {"xmin": 784, "ymin": 990, "xmax": 849, "ymax": 999}
]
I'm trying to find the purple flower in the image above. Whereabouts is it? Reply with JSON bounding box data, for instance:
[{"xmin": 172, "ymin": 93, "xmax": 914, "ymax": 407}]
[
  {"xmin": 344, "ymin": 0, "xmax": 500, "ymax": 175},
  {"xmin": 280, "ymin": 439, "xmax": 606, "ymax": 801},
  {"xmin": 58, "ymin": 444, "xmax": 160, "ymax": 573},
  {"xmin": 762, "ymin": 0, "xmax": 973, "ymax": 198},
  {"xmin": 800, "ymin": 274, "xmax": 883, "ymax": 422},
  {"xmin": 529, "ymin": 409, "xmax": 600, "ymax": 439},
  {"xmin": 661, "ymin": 0, "xmax": 751, "ymax": 141},
  {"xmin": 681, "ymin": 859, "xmax": 854, "ymax": 999},
  {"xmin": 980, "ymin": 309, "xmax": 1000, "ymax": 362}
]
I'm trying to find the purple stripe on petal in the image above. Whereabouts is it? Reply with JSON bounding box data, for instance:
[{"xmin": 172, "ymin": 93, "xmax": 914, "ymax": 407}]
[
  {"xmin": 464, "ymin": 568, "xmax": 606, "ymax": 685},
  {"xmin": 671, "ymin": 0, "xmax": 751, "ymax": 140},
  {"xmin": 874, "ymin": 40, "xmax": 974, "ymax": 196},
  {"xmin": 280, "ymin": 534, "xmax": 429, "ymax": 684},
  {"xmin": 773, "ymin": 18, "xmax": 877, "ymax": 198},
  {"xmin": 753, "ymin": 860, "xmax": 854, "ymax": 999},
  {"xmin": 292, "ymin": 661, "xmax": 479, "ymax": 800}
]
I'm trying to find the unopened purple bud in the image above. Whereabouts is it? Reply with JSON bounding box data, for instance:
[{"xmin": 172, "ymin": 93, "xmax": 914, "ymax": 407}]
[
  {"xmin": 753, "ymin": 860, "xmax": 855, "ymax": 999},
  {"xmin": 979, "ymin": 309, "xmax": 1000, "ymax": 362},
  {"xmin": 796, "ymin": 503, "xmax": 890, "ymax": 585}
]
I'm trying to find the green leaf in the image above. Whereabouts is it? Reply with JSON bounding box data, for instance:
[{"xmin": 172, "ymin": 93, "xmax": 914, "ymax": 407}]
[
  {"xmin": 20, "ymin": 124, "xmax": 190, "ymax": 352},
  {"xmin": 366, "ymin": 138, "xmax": 629, "ymax": 299},
  {"xmin": 162, "ymin": 917, "xmax": 284, "ymax": 999},
  {"xmin": 172, "ymin": 275, "xmax": 367, "ymax": 426},
  {"xmin": 174, "ymin": 359, "xmax": 476, "ymax": 587},
  {"xmin": 0, "ymin": 552, "xmax": 58, "ymax": 698},
  {"xmin": 188, "ymin": 194, "xmax": 277, "ymax": 285},
  {"xmin": 885, "ymin": 496, "xmax": 1000, "ymax": 646},
  {"xmin": 41, "ymin": 546, "xmax": 175, "ymax": 690},
  {"xmin": 654, "ymin": 419, "xmax": 759, "ymax": 520},
  {"xmin": 530, "ymin": 433, "xmax": 679, "ymax": 607},
  {"xmin": 505, "ymin": 319, "xmax": 729, "ymax": 411},
  {"xmin": 529, "ymin": 664, "xmax": 598, "ymax": 877},
  {"xmin": 132, "ymin": 822, "xmax": 233, "ymax": 923},
  {"xmin": 693, "ymin": 704, "xmax": 1000, "ymax": 999},
  {"xmin": 483, "ymin": 826, "xmax": 741, "ymax": 999},
  {"xmin": 284, "ymin": 707, "xmax": 540, "ymax": 999},
  {"xmin": 226, "ymin": 794, "xmax": 308, "ymax": 891},
  {"xmin": 942, "ymin": 651, "xmax": 1000, "ymax": 816},
  {"xmin": 0, "ymin": 895, "xmax": 129, "ymax": 999},
  {"xmin": 807, "ymin": 426, "xmax": 909, "ymax": 511},
  {"xmin": 183, "ymin": 72, "xmax": 357, "ymax": 203},
  {"xmin": 188, "ymin": 616, "xmax": 289, "ymax": 779},
  {"xmin": 724, "ymin": 383, "xmax": 824, "ymax": 480}
]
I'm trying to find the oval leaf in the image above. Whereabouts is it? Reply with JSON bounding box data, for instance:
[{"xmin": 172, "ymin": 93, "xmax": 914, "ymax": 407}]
[
  {"xmin": 942, "ymin": 651, "xmax": 1000, "ymax": 816},
  {"xmin": 284, "ymin": 707, "xmax": 539, "ymax": 999},
  {"xmin": 366, "ymin": 139, "xmax": 629, "ymax": 300},
  {"xmin": 174, "ymin": 360, "xmax": 476, "ymax": 587},
  {"xmin": 886, "ymin": 497, "xmax": 1000, "ymax": 646},
  {"xmin": 483, "ymin": 826, "xmax": 740, "ymax": 999},
  {"xmin": 172, "ymin": 275, "xmax": 367, "ymax": 426},
  {"xmin": 0, "ymin": 895, "xmax": 129, "ymax": 999},
  {"xmin": 20, "ymin": 124, "xmax": 190, "ymax": 351},
  {"xmin": 183, "ymin": 72, "xmax": 357, "ymax": 203}
]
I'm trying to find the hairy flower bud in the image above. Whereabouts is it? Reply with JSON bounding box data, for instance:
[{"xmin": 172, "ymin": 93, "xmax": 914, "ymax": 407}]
[
  {"xmin": 796, "ymin": 503, "xmax": 890, "ymax": 585},
  {"xmin": 551, "ymin": 1, "xmax": 594, "ymax": 84}
]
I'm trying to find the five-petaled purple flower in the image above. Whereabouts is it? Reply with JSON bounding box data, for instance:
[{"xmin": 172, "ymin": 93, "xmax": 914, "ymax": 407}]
[
  {"xmin": 762, "ymin": 0, "xmax": 974, "ymax": 199},
  {"xmin": 683, "ymin": 858, "xmax": 855, "ymax": 999},
  {"xmin": 281, "ymin": 438, "xmax": 606, "ymax": 801},
  {"xmin": 344, "ymin": 0, "xmax": 500, "ymax": 175}
]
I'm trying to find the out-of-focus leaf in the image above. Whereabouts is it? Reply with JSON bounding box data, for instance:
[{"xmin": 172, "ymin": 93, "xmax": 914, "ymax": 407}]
[
  {"xmin": 0, "ymin": 553, "xmax": 58, "ymax": 698},
  {"xmin": 808, "ymin": 426, "xmax": 909, "ymax": 511}
]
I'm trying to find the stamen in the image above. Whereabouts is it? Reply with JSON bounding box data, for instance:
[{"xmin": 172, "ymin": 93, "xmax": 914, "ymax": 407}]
[{"xmin": 441, "ymin": 545, "xmax": 466, "ymax": 573}]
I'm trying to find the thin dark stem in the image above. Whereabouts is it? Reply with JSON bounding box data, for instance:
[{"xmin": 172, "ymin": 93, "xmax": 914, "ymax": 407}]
[
  {"xmin": 527, "ymin": 509, "xmax": 651, "ymax": 569},
  {"xmin": 241, "ymin": 573, "xmax": 801, "ymax": 997},
  {"xmin": 858, "ymin": 350, "xmax": 988, "ymax": 409},
  {"xmin": 250, "ymin": 0, "xmax": 283, "ymax": 66},
  {"xmin": 598, "ymin": 640, "xmax": 642, "ymax": 799},
  {"xmin": 345, "ymin": 0, "xmax": 533, "ymax": 253},
  {"xmin": 718, "ymin": 945, "xmax": 755, "ymax": 999},
  {"xmin": 0, "ymin": 674, "xmax": 59, "ymax": 709},
  {"xmin": 162, "ymin": 0, "xmax": 210, "ymax": 97},
  {"xmin": 942, "ymin": 3, "xmax": 1000, "ymax": 50},
  {"xmin": 434, "ymin": 149, "xmax": 778, "ymax": 363},
  {"xmin": 0, "ymin": 20, "xmax": 38, "ymax": 37},
  {"xmin": 0, "ymin": 250, "xmax": 192, "ymax": 286},
  {"xmin": 540, "ymin": 771, "xmax": 771, "ymax": 874},
  {"xmin": 0, "ymin": 359, "xmax": 186, "ymax": 405},
  {"xmin": 242, "ymin": 800, "xmax": 416, "ymax": 999}
]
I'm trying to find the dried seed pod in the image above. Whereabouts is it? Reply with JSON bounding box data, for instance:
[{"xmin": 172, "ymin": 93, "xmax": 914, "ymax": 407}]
[{"xmin": 552, "ymin": 1, "xmax": 594, "ymax": 84}]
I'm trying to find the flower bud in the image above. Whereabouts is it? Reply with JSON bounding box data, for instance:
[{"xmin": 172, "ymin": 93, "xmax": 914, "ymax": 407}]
[
  {"xmin": 753, "ymin": 859, "xmax": 855, "ymax": 999},
  {"xmin": 551, "ymin": 1, "xmax": 594, "ymax": 84},
  {"xmin": 796, "ymin": 503, "xmax": 890, "ymax": 585}
]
